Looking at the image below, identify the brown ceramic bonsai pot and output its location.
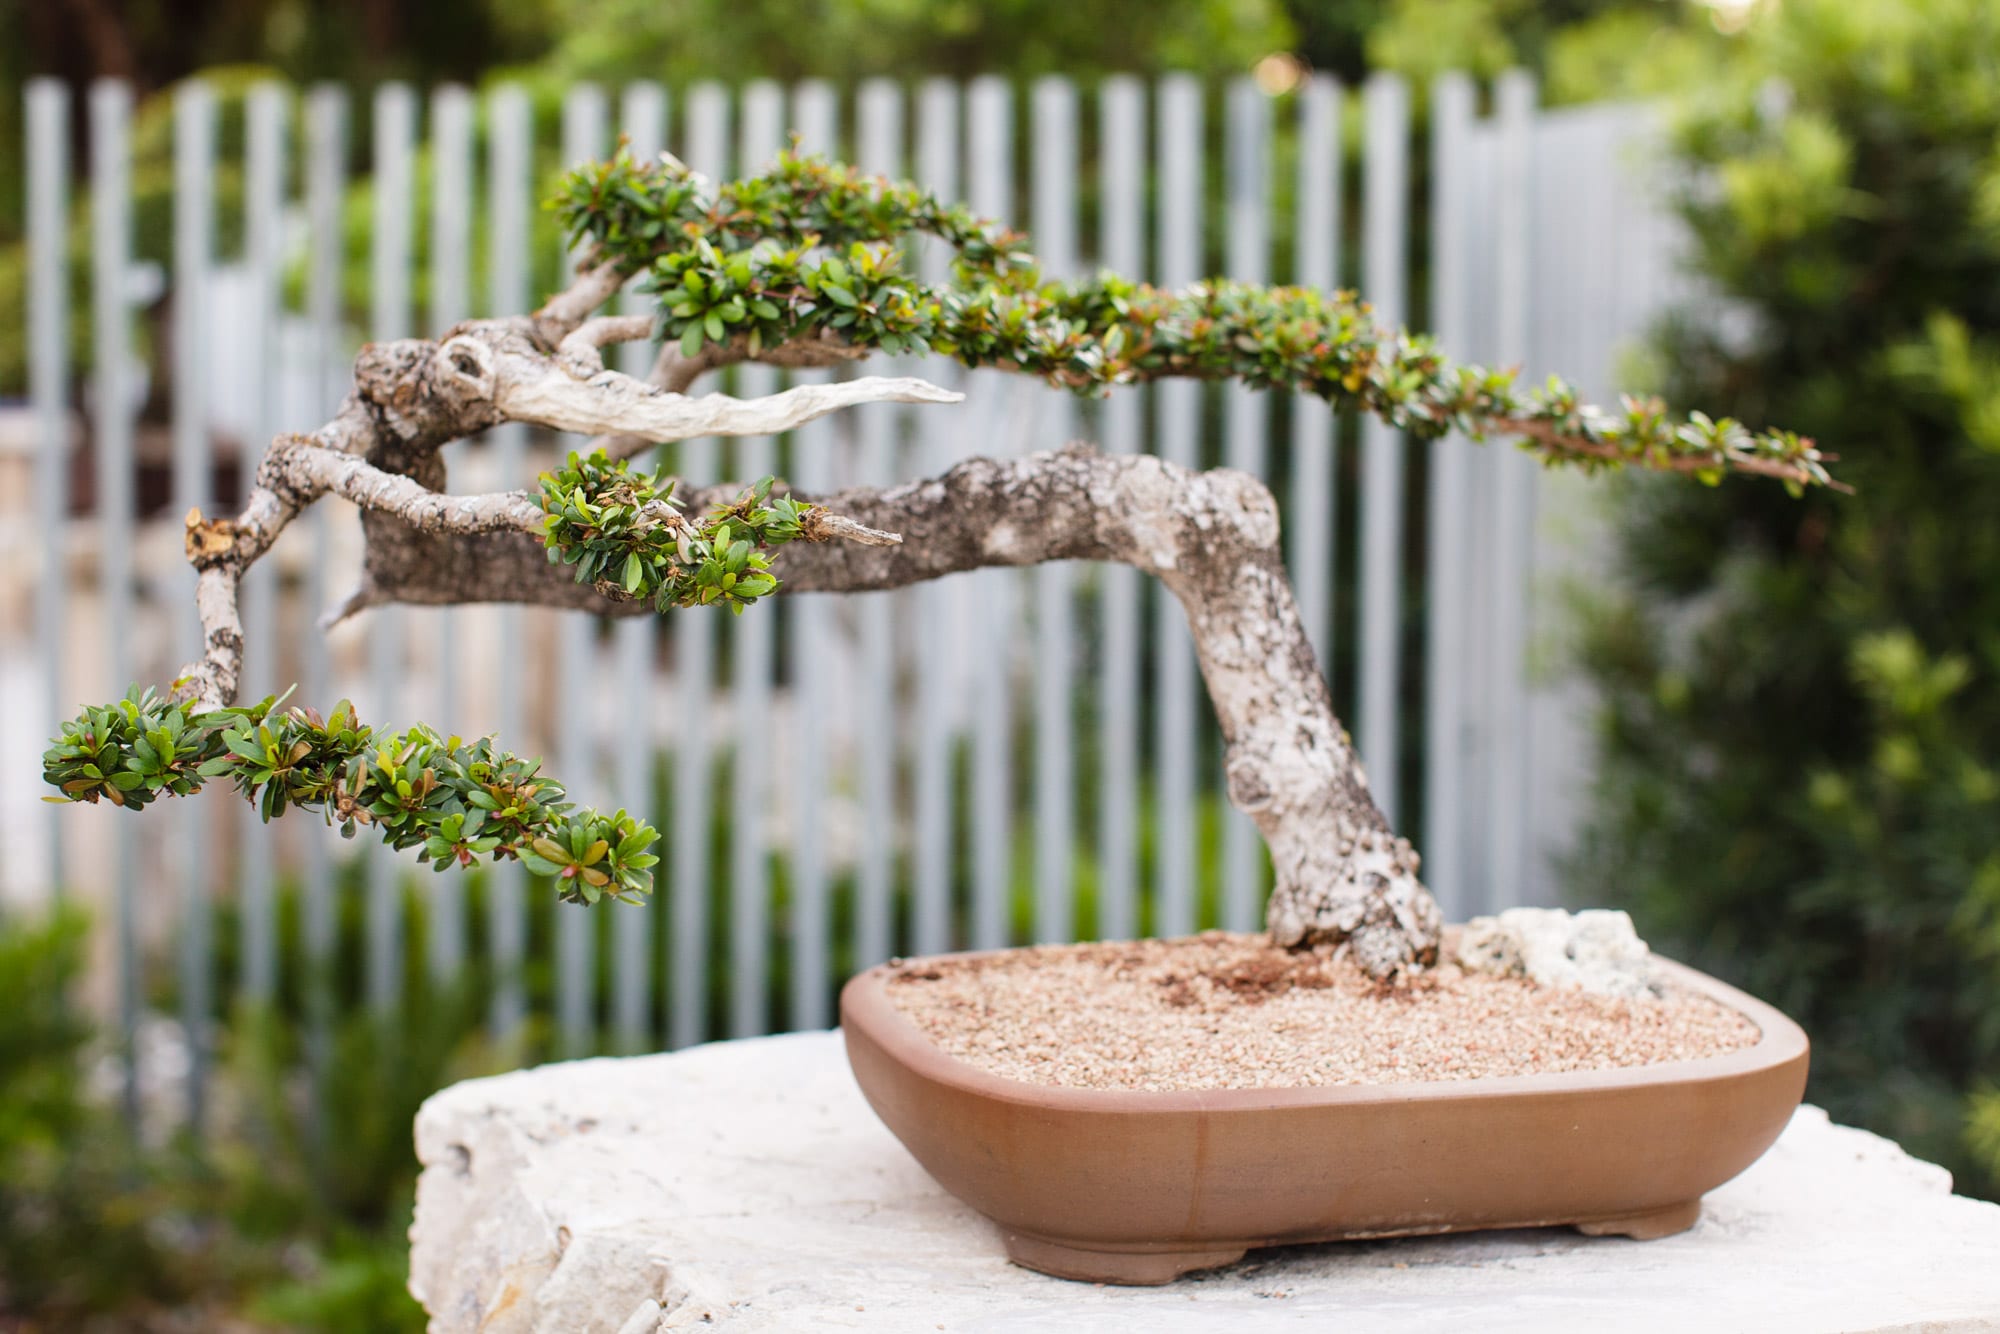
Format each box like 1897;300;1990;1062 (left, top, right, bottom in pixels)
839;943;1809;1285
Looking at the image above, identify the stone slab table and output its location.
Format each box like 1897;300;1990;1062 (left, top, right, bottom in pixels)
411;1030;2000;1333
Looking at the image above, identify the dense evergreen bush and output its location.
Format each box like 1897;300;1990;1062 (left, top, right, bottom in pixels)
1570;0;2000;1197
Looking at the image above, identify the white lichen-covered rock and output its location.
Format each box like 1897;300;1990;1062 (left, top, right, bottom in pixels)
1457;907;1662;998
409;1031;2000;1332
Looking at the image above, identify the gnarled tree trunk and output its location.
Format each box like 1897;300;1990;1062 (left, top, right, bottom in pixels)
354;439;1444;976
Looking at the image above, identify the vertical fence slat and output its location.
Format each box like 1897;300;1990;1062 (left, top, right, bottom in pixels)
239;82;285;1004
1423;72;1475;922
366;83;416;1011
301;86;345;1006
1030;76;1077;944
1483;71;1538;916
724;81;784;1039
1464;114;1502;914
1220;78;1270;933
670;82;729;1047
28;81;69;899
485;83;531;1038
967;76;1016;951
1222;80;1271;479
172;79;215;1133
298;91;344;1164
424;84;473;985
557;84;609;1054
428;89;474;335
786;79;839;1030
852;79;902;971
910;78;959;958
1357;72;1410;825
613;79;667;1051
1153;74;1202;938
90;78;140;1124
1288;76;1340;677
1094;75;1143;944
784;82;837;1023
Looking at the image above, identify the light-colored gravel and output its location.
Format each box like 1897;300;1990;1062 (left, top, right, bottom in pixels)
883;932;1760;1091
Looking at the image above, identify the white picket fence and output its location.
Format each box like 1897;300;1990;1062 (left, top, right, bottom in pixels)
5;72;1691;1117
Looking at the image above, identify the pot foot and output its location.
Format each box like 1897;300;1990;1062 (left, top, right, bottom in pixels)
1574;1198;1702;1241
1003;1232;1248;1285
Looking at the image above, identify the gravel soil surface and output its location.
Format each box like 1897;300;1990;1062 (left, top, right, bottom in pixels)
883;932;1760;1092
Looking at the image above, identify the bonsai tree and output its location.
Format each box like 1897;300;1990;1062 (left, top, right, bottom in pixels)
42;149;1835;979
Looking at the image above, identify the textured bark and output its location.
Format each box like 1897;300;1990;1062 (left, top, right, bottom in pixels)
353;446;1445;975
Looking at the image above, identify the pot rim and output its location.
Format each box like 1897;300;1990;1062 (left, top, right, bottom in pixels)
839;936;1810;1114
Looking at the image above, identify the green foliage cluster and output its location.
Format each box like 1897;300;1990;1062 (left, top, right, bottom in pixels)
539;452;812;613
42;687;659;906
555;147;1833;486
1571;0;2000;1197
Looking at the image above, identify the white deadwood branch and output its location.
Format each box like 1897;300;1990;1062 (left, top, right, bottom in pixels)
432;329;960;448
555;313;657;379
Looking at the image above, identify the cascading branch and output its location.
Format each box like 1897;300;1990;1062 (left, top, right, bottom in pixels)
557;146;1838;492
43;687;657;905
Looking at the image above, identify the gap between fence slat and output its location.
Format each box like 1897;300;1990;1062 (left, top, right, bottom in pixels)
1358;72;1410;827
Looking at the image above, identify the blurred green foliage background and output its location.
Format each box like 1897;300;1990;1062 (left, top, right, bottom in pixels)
3;0;1997;1326
1570;0;2000;1204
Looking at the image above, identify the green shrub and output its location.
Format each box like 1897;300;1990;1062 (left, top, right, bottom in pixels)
0;902;506;1330
1570;0;2000;1198
0;908;195;1322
